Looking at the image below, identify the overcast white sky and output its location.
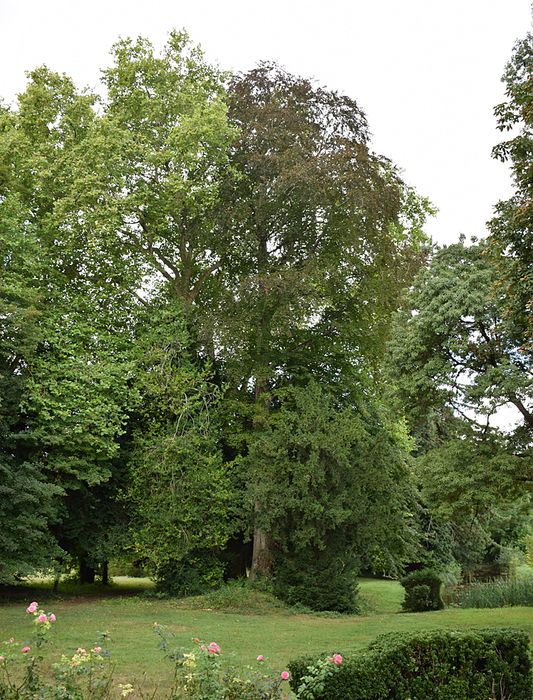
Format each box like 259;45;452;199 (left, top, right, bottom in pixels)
1;0;531;245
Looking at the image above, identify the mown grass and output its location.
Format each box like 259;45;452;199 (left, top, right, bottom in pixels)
1;576;532;696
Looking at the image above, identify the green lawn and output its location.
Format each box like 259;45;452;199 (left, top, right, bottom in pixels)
1;576;532;695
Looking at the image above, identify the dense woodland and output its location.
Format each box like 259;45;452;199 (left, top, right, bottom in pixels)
0;28;531;612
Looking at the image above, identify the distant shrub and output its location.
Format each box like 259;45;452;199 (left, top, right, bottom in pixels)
273;547;359;614
401;568;443;612
176;579;290;614
155;550;225;597
455;576;533;608
288;628;532;700
108;558;147;578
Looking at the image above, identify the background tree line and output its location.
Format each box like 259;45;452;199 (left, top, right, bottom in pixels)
0;28;530;610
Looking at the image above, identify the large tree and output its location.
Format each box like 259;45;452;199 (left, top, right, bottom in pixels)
388;240;532;576
0;67;140;581
0;160;61;582
388;240;533;445
0;32;430;593
490;29;533;350
216;64;430;576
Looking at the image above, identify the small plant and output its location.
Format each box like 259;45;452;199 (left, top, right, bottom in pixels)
296;654;343;700
51;632;113;699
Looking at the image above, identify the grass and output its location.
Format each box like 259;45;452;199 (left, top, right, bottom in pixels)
455;575;533;608
358;577;404;614
1;575;532;696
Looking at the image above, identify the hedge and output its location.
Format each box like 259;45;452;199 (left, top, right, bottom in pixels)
400;567;444;612
288;628;532;699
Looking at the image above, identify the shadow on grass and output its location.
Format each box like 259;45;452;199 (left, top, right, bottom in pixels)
0;576;155;604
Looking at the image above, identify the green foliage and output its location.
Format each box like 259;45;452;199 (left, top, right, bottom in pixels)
388;240;533;443
388;237;532;578
490;29;533;349
0;139;62;582
288;628;533;700
155;629;284;700
247;382;417;594
401;568;444;612
455;576;533;609
273;541;359;614
0;28;431;593
128;304;236;592
154;551;226;598
175;579;290;614
0;458;62;583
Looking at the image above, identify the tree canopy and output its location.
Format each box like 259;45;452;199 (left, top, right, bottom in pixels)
0;24;530;604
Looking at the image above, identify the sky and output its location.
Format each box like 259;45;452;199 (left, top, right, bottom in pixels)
1;0;531;246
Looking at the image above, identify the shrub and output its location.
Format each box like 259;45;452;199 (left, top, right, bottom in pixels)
455;576;533;608
401;568;443;611
273;546;359;613
176;579;290;615
154;549;225;597
288;628;532;700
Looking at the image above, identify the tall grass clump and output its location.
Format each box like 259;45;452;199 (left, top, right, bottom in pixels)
456;577;533;608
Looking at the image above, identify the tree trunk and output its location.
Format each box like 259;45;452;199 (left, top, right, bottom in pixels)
79;557;96;585
250;508;273;580
101;560;109;585
250;233;275;579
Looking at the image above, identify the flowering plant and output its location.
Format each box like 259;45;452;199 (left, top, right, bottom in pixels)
154;625;287;699
295;653;343;700
0;602;116;700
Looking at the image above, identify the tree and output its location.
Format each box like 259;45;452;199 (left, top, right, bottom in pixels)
0;183;62;582
490;29;533;350
388;239;532;576
0;67;140;582
388;240;533;445
0;32;430;592
245;381;417;609
217;64;430;576
127;303;236;594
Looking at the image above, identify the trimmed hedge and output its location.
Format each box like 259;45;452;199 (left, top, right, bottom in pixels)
288;628;532;699
401;567;444;612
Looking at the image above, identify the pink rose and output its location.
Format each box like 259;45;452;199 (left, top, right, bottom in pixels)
333;654;343;665
37;614;47;623
207;642;221;654
257;655;264;662
49;614;56;623
26;602;38;614
21;646;30;654
281;671;290;681
93;646;102;654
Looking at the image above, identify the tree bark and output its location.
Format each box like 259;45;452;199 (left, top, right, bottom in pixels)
79;557;96;585
101;560;109;586
249;232;275;580
250;502;273;580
